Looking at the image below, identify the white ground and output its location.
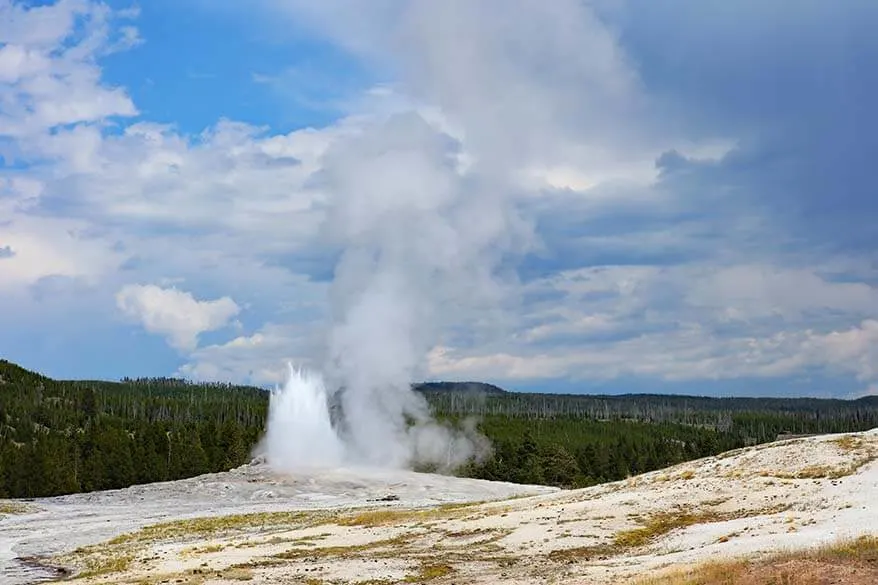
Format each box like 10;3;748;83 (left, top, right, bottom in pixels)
2;430;877;584
0;462;555;584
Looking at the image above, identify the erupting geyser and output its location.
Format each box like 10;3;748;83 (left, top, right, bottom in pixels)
263;361;491;472
264;366;344;470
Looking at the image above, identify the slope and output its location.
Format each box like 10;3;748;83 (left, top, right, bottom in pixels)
1;429;876;584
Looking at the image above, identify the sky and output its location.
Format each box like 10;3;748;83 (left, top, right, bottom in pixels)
1;0;876;398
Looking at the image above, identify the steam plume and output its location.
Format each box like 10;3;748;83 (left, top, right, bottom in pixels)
264;112;520;472
262;0;625;472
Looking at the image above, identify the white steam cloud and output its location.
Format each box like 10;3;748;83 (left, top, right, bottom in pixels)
262;0;636;473
263;112;522;472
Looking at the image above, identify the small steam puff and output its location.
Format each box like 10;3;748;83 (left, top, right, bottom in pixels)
264;364;490;472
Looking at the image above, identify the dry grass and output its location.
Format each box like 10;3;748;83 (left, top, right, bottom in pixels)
61;511;320;581
74;551;135;579
0;501;34;515
767;458;876;480
756;437;878;480
273;534;411;561
614;510;725;548
181;542;226;556
337;508;427;527
832;436;864;452
220;567;255;581
109;510;317;544
404;562;454;582
335;502;479;527
549;504;793;564
634;535;878;585
548;543;619;563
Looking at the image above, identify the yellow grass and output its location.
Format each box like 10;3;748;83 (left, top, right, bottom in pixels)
74;551;134;579
337;508;426;526
109;510;316;544
549;504;792;564
404;562;454;582
335;502;478;527
614;510;724;548
0;501;33;515
634;535;878;585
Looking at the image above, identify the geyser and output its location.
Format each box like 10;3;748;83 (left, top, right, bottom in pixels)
264;365;344;470
264;363;490;471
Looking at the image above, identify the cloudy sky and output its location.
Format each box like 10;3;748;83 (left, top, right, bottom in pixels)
1;0;876;397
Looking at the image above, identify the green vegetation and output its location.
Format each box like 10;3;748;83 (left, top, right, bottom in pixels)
0;359;265;498
3;358;878;498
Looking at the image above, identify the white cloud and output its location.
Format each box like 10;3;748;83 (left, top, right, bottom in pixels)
115;284;241;352
0;0;349;306
0;0;138;142
686;265;878;322
426;264;878;394
177;323;320;386
0;213;124;290
428;321;878;392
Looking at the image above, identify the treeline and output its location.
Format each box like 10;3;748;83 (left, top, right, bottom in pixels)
457;416;742;487
422;389;878;435
0;361;265;498
3;359;878;498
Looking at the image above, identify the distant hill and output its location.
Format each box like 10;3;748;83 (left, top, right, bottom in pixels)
414;381;507;395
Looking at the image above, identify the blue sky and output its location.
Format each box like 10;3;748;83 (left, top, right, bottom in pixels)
1;0;876;398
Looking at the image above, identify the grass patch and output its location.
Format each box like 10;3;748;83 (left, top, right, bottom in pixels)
766;457;877;480
336;502;479;527
614;510;724;548
63;510;320;580
547;543;619;563
182;542;226;556
548;504;792;563
337;509;426;527
445;527;492;538
273;535;411;561
404;562;454;582
0;501;34;515
75;552;135;579
635;535;878;585
831;436;864;452
221;567;254;581
759;438;878;480
110;511;317;544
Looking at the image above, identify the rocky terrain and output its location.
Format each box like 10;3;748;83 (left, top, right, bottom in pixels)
2;430;877;584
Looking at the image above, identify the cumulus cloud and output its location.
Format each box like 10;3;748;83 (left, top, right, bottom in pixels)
177;323;323;385
427;264;878;394
0;0;139;142
115;284;241;352
0;214;124;291
428;321;878;390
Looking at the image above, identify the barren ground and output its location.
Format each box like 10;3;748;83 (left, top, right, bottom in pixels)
2;430;877;584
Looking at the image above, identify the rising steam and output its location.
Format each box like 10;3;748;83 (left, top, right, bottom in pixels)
260;0;611;473
263;114;514;473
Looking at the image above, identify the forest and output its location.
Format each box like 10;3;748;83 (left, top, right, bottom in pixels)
3;358;878;498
